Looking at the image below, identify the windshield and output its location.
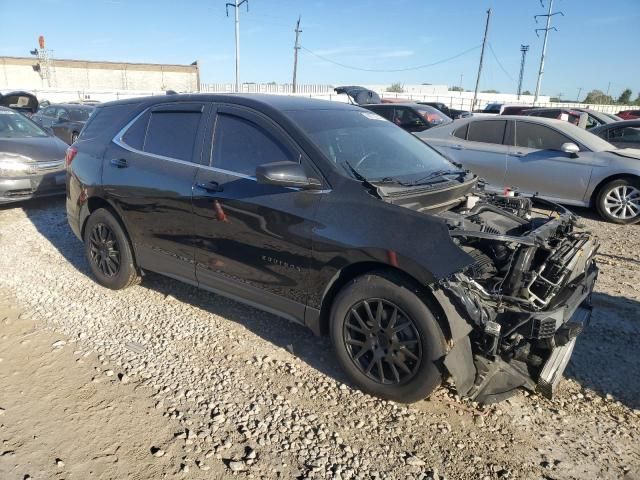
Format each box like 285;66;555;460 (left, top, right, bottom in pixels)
0;109;48;138
289;109;457;182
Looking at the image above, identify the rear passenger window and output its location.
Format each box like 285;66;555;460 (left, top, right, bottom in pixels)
367;107;393;121
144;111;201;162
122;112;149;150
515;122;573;150
453;124;468;139
467;120;506;144
212;114;294;176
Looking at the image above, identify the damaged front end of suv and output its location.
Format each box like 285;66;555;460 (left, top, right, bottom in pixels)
375;177;599;403
435;193;598;403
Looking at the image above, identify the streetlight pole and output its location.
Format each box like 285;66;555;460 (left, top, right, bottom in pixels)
226;0;249;93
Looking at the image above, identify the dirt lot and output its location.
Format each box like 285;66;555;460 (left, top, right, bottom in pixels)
0;197;639;480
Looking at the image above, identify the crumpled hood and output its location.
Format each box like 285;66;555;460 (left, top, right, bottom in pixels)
0;136;67;162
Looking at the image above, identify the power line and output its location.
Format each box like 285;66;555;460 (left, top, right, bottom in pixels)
488;42;515;82
300;44;480;73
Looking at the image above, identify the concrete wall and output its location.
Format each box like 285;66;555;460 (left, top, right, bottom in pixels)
0;56;200;93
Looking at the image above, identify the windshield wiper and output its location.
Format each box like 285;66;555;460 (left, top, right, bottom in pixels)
409;169;465;186
343;160;367;182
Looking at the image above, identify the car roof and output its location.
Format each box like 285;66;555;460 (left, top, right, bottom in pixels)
45;103;96;109
100;93;361;113
593;119;640;129
421;114;616;152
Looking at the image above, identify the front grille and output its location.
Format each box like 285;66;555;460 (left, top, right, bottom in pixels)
531;317;556;339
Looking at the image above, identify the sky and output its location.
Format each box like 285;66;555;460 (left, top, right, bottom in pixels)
0;0;638;99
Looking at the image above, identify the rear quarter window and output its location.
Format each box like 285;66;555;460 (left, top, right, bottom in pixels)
79;103;141;141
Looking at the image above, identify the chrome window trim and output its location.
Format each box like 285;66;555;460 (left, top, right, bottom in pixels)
112;107;331;193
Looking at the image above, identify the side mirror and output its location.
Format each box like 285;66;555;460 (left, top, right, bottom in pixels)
560;142;580;157
256;161;322;190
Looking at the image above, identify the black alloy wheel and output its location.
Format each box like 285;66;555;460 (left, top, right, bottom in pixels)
330;271;446;403
343;299;422;385
88;223;120;277
84;208;140;290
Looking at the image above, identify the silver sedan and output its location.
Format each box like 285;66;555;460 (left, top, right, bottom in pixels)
416;116;640;224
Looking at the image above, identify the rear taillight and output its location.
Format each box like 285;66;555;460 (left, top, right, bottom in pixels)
65;146;78;167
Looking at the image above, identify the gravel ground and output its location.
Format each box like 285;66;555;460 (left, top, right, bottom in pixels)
0;198;639;480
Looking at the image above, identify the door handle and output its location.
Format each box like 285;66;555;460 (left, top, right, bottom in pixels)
110;158;129;168
451;144;465;150
195;181;223;193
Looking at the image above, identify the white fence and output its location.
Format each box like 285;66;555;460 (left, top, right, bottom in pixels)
7;85;636;116
200;83;334;95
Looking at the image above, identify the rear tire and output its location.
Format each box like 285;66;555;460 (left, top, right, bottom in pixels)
330;271;446;403
596;178;640;224
84;208;140;290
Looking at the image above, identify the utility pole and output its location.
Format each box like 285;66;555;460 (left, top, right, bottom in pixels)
472;8;491;111
292;16;302;93
517;44;529;100
226;0;249;93
576;87;582;102
605;81;611;97
533;0;563;104
459;73;463;90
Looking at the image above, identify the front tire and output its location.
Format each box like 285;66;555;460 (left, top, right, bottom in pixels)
84;208;140;290
330;271;446;403
596;178;640;224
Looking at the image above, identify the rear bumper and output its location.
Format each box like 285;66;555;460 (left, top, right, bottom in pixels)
0;170;66;204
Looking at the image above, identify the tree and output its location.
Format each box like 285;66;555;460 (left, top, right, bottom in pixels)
386;83;404;93
481;89;499;94
617;88;633;104
583;89;614;105
522;90;532;95
448;86;464;92
635;93;640;106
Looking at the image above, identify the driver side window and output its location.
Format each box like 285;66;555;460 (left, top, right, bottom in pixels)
515;122;574;151
393;108;422;126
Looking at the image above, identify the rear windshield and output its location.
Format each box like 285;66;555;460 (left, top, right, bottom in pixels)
0;109;48;138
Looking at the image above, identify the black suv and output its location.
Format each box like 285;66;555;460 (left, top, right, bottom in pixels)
67;94;598;404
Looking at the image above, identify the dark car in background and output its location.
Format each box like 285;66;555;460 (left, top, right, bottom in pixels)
0;106;68;203
417;101;471;119
618;109;640;120
32;104;95;144
66;94;598;404
591;120;640;149
363;103;452;132
500;105;533;115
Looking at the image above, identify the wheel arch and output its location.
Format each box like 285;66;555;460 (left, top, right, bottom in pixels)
81;196;139;266
589;173;640;207
316;262;452;341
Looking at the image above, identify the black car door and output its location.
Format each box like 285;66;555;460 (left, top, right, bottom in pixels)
192;104;325;322
103;101;211;282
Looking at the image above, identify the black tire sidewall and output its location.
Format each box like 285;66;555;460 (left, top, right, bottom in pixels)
596;178;640;225
84;208;137;290
330;272;446;403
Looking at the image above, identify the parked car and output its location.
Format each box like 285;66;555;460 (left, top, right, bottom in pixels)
0;90;39;117
500;105;533;116
417;115;640;224
524;107;617;130
417;101;471;119
67;94;598;404
618;109;640;120
31;104;95;144
362;103;452;132
591;120;640;149
0;106;68;203
474;102;502;114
